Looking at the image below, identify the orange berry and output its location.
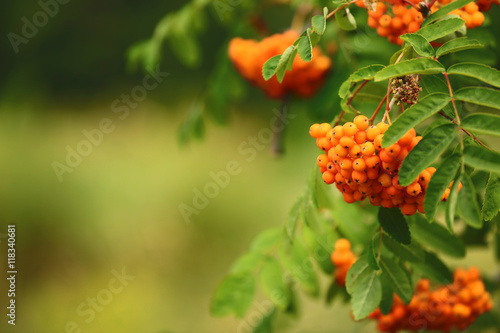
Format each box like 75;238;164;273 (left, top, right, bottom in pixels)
379;14;392;27
354;130;367;144
374;134;384;150
398;128;416;146
352;170;368;184
382;161;398;174
376;122;389;133
381;199;394;208
379;149;395;163
415;12;423;23
407;183;422;196
416;194;425;206
349;144;362;158
367;168;380;180
340;158;353;170
332;125;344;139
467;267;480;281
353;190;365;201
408;21;420;33
309;124;320;138
386;143;401;157
442;188;450;201
419;170;431;184
401;203;417;215
322;171;335;184
392;176;405;190
331;250;355;266
335;144;349;157
353;115;369;130
353;158;366;171
317;154;329;168
361;142;376;156
343;192;356;203
452;304;471;319
343;122;358;136
318;123;332;137
378;173;392;187
393;5;407;16
317;137;332;151
465;2;479;14
335;173;345;184
471;11;484;27
365;155;381;169
366;126;381;141
340;136;355;149
417;279;430;292
334;238;351;252
368;16;379;28
469;281;485;299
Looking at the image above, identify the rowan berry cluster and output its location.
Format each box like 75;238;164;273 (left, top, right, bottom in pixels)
228;31;332;99
330;238;357;286
309;116;453;215
357;0;493;45
370;268;493;332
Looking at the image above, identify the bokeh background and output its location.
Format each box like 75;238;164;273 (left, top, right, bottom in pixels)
1;1;500;332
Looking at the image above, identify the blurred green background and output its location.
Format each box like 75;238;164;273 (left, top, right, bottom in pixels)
1;1;500;332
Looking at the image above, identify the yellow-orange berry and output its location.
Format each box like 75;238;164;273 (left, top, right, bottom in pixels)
343;122;358;136
353;115;369;130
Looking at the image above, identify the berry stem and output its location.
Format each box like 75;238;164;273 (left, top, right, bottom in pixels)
438;111;490;149
377;227;383;262
369;92;390;124
272;94;290;155
326;0;362;20
347;80;370;107
334;109;346;127
443;72;465;152
402;0;420;10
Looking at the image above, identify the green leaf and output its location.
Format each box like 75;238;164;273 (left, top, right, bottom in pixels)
454;87;500;110
312;15;326;35
281;241;320;297
495;218;500;262
419;75;456;118
382;233;425;263
275;46;296;83
346;257;371;294
446;173;463;231
378;207;411;245
335;7;357;31
348;64;386;82
399;124;457;186
381;93;451;148
230;252;263;274
418;18;465;42
379;256;413;304
400;33;435;58
379;274;394;315
366;233;380;270
458;173;483;228
410;215;466;258
483;173;500;221
302;225;337;274
423;0;473;26
464;145;500;173
339;79;351;99
447;63;500;89
169;34;201;68
259;258;290;310
252;308;276;333
424;154;461;222
297;32;313;62
351;270;382;320
462;113;500;137
250;228;282;254
310;165;335;209
262;55;281;81
210;274;256;317
286;196;304;241
374;58;445;82
325;280;341;305
331;198;371;243
436;38;483;57
410;251;453;283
